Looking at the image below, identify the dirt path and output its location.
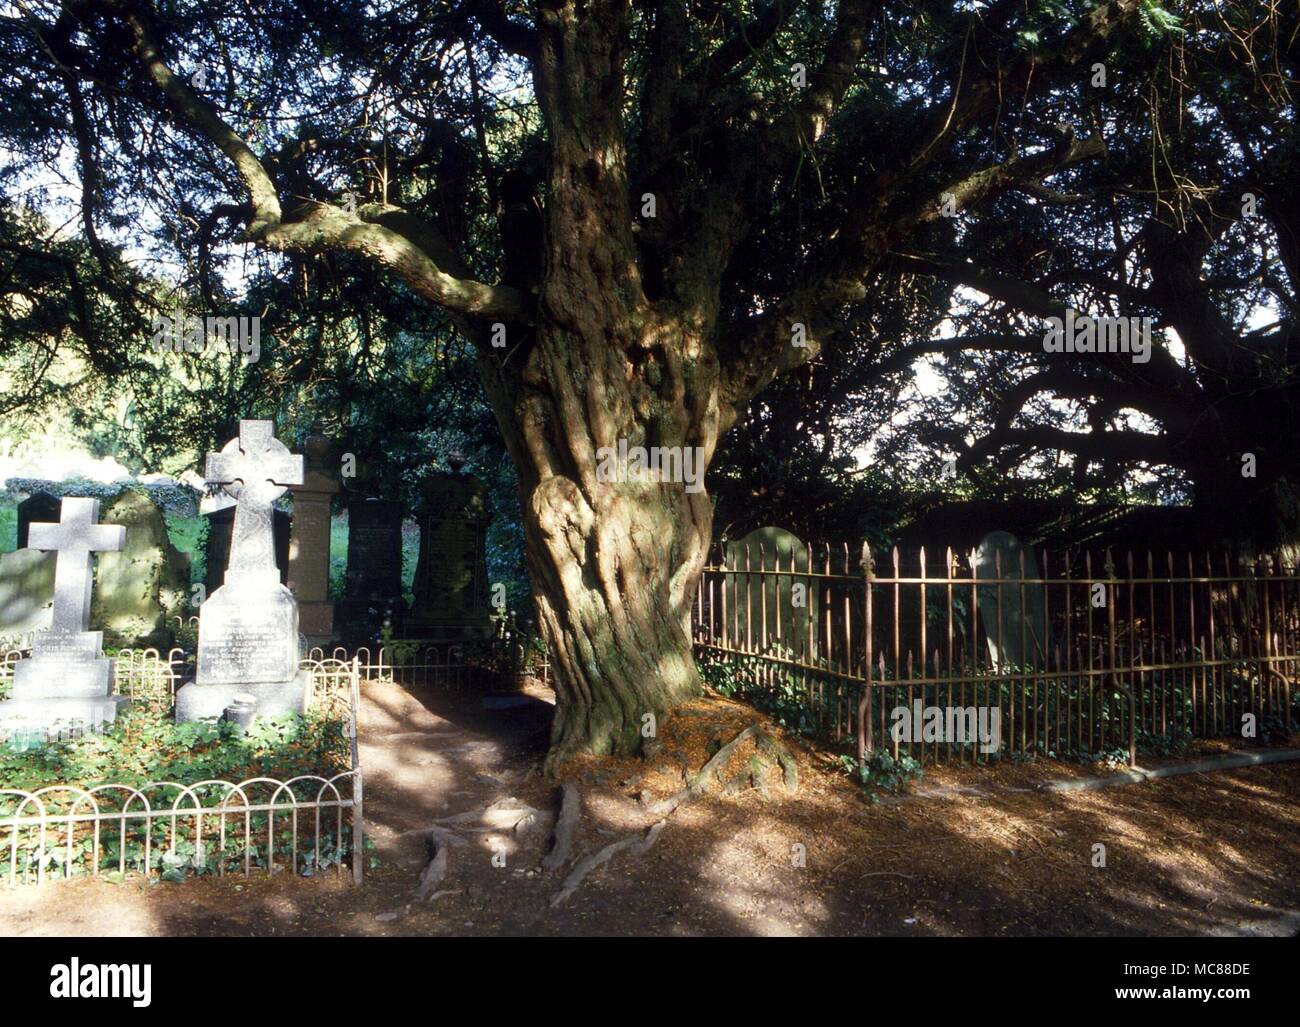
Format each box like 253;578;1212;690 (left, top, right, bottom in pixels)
1;676;1297;936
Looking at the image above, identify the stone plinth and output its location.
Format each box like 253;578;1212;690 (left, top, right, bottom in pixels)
287;430;340;643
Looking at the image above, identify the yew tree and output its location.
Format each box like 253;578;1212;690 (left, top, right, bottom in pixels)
7;0;1196;761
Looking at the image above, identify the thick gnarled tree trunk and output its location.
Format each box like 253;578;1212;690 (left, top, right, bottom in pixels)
486;1;721;763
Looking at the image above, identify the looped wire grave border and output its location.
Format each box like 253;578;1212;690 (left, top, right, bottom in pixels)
0;656;364;888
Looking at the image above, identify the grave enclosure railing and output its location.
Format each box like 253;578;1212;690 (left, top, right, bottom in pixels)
0;655;363;888
305;619;551;691
692;542;1299;767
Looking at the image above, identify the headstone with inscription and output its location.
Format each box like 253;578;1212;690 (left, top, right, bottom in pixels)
405;459;493;642
973;530;1050;671
0;498;128;735
287;429;340;642
175;420;310;722
336;497;406;642
724;526;817;660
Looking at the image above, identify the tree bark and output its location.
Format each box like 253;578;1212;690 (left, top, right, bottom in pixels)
483;0;720;765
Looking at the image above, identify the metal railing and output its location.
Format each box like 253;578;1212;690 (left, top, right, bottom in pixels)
1;656;363;887
693;540;1299;766
306;619;550;691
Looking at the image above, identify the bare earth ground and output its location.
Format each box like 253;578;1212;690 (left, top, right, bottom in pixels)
1;674;1297;937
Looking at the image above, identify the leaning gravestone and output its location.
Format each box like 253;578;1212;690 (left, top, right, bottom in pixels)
175;420;309;722
91;490;186;649
0;498;128;735
724;526;817;660
973;530;1050;671
0;548;55;642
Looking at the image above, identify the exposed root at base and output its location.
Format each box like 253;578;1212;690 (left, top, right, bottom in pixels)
542;783;581;871
415;826;468;900
549;821;666;908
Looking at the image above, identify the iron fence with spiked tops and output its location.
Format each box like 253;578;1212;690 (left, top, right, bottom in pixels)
692;540;1299;766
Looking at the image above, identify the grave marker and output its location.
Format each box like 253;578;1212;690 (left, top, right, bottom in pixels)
972;530;1050;671
405;459;494;642
175;420;310;722
337;497;406;642
0;498;128;735
287;429;340;642
723;526;817;660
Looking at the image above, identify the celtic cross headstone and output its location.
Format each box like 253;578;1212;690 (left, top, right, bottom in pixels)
175;420;311;721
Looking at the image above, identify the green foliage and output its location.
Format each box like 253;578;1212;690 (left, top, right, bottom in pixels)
164;514;208;587
0;704;349;794
4;479;197;515
699;650;819;736
836;750;924;801
0;504;15;553
1138;1;1184;38
329;513;348;601
377;625;419;666
0;702;355;881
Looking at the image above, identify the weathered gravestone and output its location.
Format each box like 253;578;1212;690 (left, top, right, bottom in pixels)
336;497;406;642
287;429;340;642
0;498;128;734
973;530;1050;671
723;526;817;660
204;503;290;593
175;420;309;722
17;492;60;548
0;548;55;642
91;490;189;649
405;460;494;642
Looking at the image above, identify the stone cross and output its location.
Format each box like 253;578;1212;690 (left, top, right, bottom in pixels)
206;420;303;587
28;498;125;634
0;497;129;735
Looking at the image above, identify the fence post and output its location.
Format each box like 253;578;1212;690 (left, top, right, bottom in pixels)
858;541;874;762
350;655;364;886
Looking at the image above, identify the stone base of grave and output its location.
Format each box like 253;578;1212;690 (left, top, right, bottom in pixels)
173;668;312;723
10;656;114;700
196;582;300;686
0;694;130;736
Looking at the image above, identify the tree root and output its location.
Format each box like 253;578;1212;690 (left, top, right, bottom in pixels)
542;783;581;872
643;722;804;815
549;820;665;909
542;725;799;910
434;797;545;835
415;826;467;900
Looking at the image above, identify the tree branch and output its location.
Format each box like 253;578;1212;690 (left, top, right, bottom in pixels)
112;0;531;323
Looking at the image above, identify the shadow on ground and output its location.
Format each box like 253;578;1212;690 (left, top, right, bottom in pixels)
1;676;1297;937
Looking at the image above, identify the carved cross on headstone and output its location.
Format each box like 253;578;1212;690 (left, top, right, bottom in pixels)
28;497;125;635
205;420;302;588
